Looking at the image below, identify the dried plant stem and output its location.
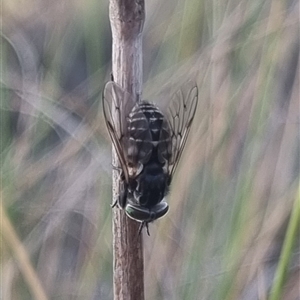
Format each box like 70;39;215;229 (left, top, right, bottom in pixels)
0;200;48;300
108;1;145;299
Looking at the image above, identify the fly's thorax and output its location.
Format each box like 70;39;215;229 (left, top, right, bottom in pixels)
132;163;170;208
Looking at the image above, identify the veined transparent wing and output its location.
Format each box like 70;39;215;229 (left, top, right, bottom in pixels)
102;81;135;182
167;82;198;178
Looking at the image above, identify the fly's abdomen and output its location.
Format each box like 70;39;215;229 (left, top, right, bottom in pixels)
127;101;172;165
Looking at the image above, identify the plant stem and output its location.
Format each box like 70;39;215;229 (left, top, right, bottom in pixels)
108;1;145;299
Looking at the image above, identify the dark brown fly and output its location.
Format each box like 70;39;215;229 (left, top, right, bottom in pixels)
103;81;198;234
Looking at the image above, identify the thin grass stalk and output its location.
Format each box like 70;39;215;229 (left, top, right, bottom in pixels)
268;188;300;300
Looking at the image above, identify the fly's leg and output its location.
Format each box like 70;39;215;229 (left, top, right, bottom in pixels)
118;180;127;208
112;163;122;172
111;163;127;209
111;181;127;209
138;221;150;236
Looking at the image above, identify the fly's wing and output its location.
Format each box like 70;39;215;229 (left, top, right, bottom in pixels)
167;82;198;178
102;81;135;183
157;117;172;164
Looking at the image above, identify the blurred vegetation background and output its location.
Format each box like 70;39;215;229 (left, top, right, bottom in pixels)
1;0;299;299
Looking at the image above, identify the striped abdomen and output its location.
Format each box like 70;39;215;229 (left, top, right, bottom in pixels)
126;101;172;168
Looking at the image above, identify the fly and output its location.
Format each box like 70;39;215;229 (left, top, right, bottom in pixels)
103;81;198;235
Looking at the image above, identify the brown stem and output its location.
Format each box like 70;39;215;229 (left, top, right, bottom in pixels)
108;1;145;299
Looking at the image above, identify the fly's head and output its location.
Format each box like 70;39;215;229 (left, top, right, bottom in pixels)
125;201;169;235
